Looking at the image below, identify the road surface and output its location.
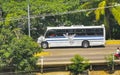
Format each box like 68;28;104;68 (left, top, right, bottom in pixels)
37;45;120;66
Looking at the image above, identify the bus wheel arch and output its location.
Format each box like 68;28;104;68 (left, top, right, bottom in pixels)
82;40;89;48
41;42;48;49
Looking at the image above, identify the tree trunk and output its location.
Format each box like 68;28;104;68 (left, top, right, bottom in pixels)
104;8;112;39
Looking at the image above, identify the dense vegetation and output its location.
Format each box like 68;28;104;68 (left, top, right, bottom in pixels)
0;0;120;39
0;0;120;72
68;55;89;75
0;27;42;72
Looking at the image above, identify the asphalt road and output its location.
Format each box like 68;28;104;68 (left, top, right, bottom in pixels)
37;45;120;66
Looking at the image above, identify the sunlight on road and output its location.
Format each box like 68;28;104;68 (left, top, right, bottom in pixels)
34;52;51;57
106;40;120;45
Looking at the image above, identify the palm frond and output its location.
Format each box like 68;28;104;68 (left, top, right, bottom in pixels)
94;1;106;21
111;6;120;25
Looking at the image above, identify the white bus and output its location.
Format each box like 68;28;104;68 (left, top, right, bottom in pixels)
38;25;105;48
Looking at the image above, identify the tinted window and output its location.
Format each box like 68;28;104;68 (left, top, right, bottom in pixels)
45;28;103;38
56;29;65;36
45;29;56;38
95;28;103;35
76;29;86;36
67;29;75;35
86;29;95;35
56;29;75;36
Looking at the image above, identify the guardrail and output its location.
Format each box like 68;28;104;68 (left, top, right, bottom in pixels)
36;54;120;73
36;60;120;66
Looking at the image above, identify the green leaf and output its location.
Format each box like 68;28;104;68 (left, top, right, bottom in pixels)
3;52;10;58
111;6;120;25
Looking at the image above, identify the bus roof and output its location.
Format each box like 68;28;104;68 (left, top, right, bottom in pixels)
47;24;104;30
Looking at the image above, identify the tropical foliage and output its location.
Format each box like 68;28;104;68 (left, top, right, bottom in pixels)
1;0;119;40
68;54;89;75
94;0;120;39
0;27;42;72
105;54;115;71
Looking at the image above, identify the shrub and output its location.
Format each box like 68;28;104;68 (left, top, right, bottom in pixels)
105;54;115;71
68;54;89;75
0;28;42;72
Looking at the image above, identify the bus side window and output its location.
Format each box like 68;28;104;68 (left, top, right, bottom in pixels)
49;34;55;37
86;29;95;36
45;30;56;38
76;29;86;36
95;28;103;35
56;29;65;37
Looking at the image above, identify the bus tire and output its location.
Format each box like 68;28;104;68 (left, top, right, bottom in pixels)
82;40;89;48
41;42;48;49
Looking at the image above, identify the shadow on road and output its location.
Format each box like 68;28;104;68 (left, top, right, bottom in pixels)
47;46;105;49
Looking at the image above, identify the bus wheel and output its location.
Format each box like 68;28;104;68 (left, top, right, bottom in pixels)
82;41;89;48
41;42;48;49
